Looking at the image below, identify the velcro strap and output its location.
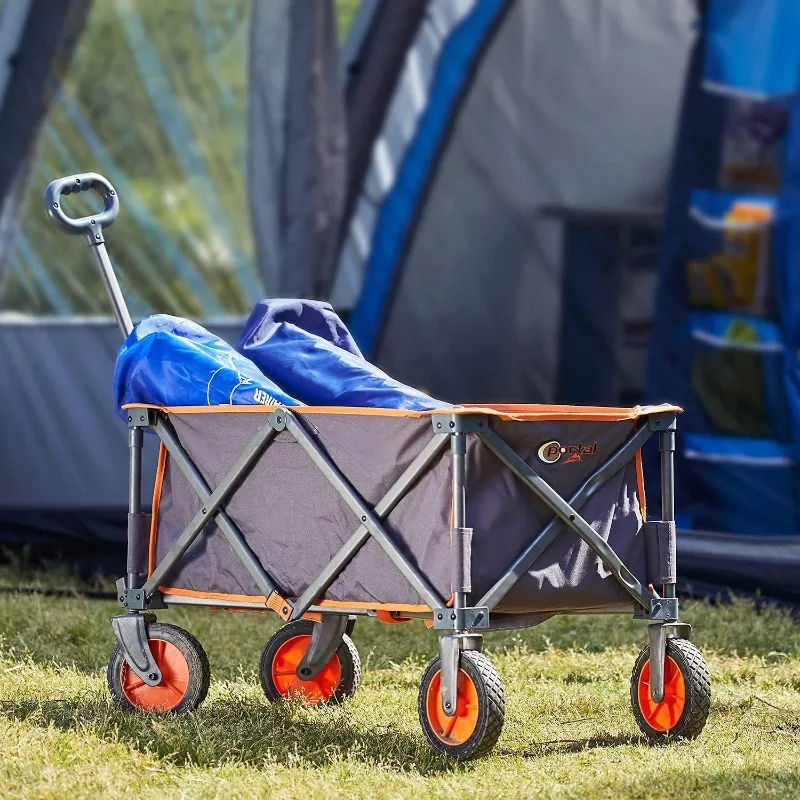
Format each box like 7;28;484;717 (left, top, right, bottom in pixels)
644;520;676;585
126;512;151;574
451;527;473;594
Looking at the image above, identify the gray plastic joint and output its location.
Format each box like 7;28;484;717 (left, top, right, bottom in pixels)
127;408;157;428
431;414;489;434
648;412;677;433
121;586;149;610
268;409;288;431
649;596;679;621
432;606;490;630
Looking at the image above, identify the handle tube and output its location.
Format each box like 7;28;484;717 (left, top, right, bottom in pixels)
92;242;133;338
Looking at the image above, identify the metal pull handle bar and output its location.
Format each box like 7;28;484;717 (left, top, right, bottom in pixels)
44;173;133;338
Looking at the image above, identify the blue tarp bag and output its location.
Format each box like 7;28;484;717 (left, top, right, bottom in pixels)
243;298;364;358
114;314;298;418
237;299;449;410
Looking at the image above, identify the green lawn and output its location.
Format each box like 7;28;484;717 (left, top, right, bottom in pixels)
0;566;798;799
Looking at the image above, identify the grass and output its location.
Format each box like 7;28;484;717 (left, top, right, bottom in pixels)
0;566;798;799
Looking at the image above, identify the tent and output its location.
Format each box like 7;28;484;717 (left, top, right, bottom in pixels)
0;0;256;566
0;0;797;601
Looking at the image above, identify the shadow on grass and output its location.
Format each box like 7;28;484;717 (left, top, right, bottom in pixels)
499;732;642;758
1;694;450;774
0;693;641;773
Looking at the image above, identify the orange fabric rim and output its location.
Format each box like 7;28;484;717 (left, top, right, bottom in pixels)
271;634;341;704
125;401;680;423
147;443;168;574
155;586;436;615
425;667;480;745
121;638;190;712
634;447;647;522
637;655;686;731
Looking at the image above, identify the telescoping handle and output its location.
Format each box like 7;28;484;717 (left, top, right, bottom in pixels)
44;173;133;339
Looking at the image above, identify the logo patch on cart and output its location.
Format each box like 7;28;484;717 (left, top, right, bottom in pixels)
537;441;597;464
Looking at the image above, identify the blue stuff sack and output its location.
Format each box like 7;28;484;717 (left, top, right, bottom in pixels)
237;298;449;410
114;314;298;418
245;298;364;357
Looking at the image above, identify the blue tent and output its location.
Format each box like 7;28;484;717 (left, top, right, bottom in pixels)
1;0;799;599
646;0;800;600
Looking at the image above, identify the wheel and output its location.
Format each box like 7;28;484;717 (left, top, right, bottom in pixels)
418;650;505;760
259;619;361;705
630;637;710;741
107;622;210;713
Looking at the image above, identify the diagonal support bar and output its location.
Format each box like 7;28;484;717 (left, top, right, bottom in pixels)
478;423;653;610
143;418;279;601
291;433;449;619
282;410;446;612
478;427;652;610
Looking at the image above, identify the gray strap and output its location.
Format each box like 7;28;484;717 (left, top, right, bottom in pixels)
644;520;676;584
451;527;473;593
126;512;151;574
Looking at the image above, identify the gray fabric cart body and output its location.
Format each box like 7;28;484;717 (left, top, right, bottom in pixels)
130;402;680;627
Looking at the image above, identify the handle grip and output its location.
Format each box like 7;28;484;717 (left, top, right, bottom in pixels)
45;172;119;237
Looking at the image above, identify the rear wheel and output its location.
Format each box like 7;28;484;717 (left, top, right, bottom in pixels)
107;623;210;714
259;619;361;705
630;638;710;741
418;650;505;760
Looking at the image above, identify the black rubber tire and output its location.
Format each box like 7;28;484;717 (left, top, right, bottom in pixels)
418;650;505;760
630;637;711;741
259;619;361;705
107;622;210;714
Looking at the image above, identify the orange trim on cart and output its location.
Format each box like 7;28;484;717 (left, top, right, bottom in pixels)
376;610;412;624
156;586;434;614
308;598;434;614
147;443;168;575
635;448;647;522
123;402;681;423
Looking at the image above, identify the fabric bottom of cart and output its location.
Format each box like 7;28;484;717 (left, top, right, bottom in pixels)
140;404;671;620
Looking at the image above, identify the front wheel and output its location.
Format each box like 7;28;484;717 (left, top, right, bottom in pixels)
418;650;505;760
630;637;711;741
107;623;210;714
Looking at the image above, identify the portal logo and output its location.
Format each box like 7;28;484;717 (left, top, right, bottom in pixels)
537;440;597;465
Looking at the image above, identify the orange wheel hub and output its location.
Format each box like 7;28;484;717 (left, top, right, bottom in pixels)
425;667;480;745
637;655;686;731
121;638;190;712
271;634;341;705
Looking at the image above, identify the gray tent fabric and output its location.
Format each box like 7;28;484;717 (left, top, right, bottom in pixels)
247;0;290;295
0;0;92;289
248;0;346;298
339;0;695;403
678;531;800;603
0;317;244;555
152;410;646;615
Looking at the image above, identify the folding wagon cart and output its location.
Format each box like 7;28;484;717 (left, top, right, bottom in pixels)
45;174;711;759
